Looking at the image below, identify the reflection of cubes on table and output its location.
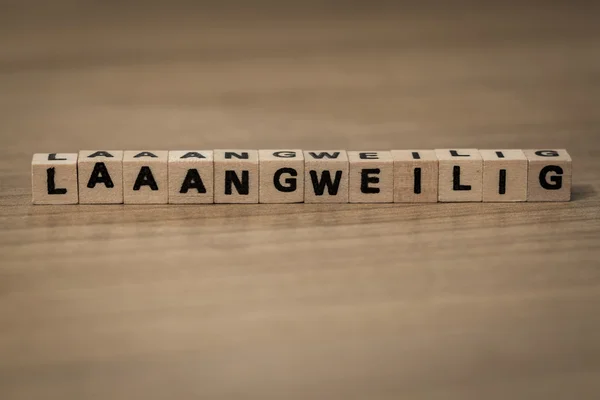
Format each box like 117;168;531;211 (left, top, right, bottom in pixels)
31;153;79;204
123;151;168;204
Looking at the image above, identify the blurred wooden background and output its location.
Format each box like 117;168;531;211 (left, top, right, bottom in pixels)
1;1;599;399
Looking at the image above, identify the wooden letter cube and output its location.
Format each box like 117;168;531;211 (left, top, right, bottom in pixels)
168;151;214;204
435;149;483;202
123;151;168;204
303;150;349;203
523;149;572;202
259;150;304;203
348;151;393;203
391;150;438;203
31;153;79;204
78;150;124;204
214;150;259;203
480;149;527;202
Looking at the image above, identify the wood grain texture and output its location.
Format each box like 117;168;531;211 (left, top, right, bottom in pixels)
1;1;600;399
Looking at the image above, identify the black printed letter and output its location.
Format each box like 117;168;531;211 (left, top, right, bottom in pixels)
361;169;380;193
273;168;297;192
450;150;469;157
133;166;159;190
225;152;248;159
539;165;563;190
309;170;343;195
453;166;471;191
88;151;114;158
46;168;67;195
359;152;378;160
414;168;422;194
308;152;340;159
48;153;66;161
535;150;559;157
499;169;506;194
180;169;206;193
87;162;114;189
273;151;296;158
180;152;206;159
134;152;157;158
225;171;249;195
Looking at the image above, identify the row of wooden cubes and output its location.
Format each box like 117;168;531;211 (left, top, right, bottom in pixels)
31;149;572;204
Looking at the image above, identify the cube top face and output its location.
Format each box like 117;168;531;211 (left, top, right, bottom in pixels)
123;151;168;162
214;150;258;163
391;150;438;162
303;150;349;163
168;150;213;162
79;150;124;161
479;149;526;161
435;149;482;161
347;151;393;163
522;149;571;162
259;149;304;161
32;153;77;165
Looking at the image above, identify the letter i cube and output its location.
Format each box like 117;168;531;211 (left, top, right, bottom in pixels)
480;150;527;202
391;150;438;203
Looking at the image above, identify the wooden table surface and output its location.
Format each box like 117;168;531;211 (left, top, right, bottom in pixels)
1;2;600;399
